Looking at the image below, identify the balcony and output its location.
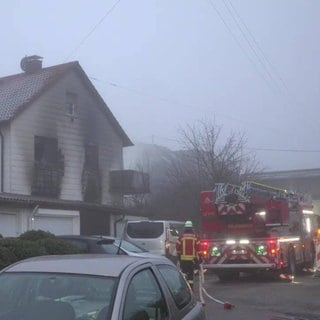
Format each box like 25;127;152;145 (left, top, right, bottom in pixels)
109;170;149;195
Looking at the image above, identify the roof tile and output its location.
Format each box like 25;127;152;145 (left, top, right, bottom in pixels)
0;62;76;121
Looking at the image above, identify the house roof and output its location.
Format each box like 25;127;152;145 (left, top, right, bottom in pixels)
256;168;320;180
0;61;133;146
0;192;127;214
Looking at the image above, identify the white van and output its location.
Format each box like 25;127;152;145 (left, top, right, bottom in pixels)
124;220;185;262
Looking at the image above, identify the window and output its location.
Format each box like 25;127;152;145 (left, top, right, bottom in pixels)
123;269;168;320
84;144;99;170
34;136;58;164
169;223;184;237
126;222;164;239
66;92;77;116
157;265;191;310
32;136;63;197
0;273;117;320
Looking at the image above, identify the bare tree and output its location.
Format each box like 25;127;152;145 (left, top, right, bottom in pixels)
166;119;260;222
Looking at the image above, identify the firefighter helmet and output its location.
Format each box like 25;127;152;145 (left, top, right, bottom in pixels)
185;220;193;228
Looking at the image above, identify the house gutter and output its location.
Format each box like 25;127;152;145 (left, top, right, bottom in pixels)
28;205;39;230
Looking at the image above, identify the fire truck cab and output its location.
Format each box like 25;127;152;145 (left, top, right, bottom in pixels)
200;181;318;280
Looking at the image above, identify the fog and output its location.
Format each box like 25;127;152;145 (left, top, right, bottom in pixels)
1;0;319;171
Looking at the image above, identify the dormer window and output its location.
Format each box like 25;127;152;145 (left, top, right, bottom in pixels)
66;92;77;117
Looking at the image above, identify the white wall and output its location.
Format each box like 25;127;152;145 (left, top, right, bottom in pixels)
8;70;124;205
32;208;80;235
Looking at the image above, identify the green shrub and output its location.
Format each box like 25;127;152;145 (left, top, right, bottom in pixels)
19;230;55;241
0;231;82;270
38;238;82;255
11;240;47;260
0;246;17;270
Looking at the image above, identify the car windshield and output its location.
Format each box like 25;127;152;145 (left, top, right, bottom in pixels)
0;272;117;320
114;239;147;253
100;239;147;254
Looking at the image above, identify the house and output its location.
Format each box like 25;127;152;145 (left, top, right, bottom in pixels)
0;55;147;237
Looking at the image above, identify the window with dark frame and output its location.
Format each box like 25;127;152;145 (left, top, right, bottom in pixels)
34;136;58;163
84;144;99;170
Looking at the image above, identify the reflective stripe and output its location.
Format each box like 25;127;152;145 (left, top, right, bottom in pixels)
278;237;300;243
177;233;201;260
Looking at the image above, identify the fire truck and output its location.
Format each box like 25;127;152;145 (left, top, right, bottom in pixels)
199;181;318;280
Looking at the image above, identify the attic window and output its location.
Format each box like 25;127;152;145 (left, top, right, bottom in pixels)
66;92;77;116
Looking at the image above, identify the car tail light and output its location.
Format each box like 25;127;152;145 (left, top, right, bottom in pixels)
268;240;277;256
200;241;209;256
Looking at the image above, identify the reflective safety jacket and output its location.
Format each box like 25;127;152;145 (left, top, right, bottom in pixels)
176;232;201;261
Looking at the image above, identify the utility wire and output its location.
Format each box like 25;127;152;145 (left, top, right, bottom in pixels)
222;0;316;132
221;0;284;93
207;0;279;93
247;147;320;153
90;75;286;135
64;0;121;62
146;135;320;154
225;0;290;92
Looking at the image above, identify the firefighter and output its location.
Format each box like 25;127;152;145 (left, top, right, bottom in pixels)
176;220;201;290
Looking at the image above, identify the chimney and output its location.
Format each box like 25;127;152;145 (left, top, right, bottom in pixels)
20;55;43;73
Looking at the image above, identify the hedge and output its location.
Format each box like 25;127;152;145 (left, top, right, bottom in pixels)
0;230;82;270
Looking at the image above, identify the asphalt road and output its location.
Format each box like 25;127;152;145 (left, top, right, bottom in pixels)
195;272;320;320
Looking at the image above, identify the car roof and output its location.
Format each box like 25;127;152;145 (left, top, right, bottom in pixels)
127;220;184;224
3;254;170;277
57;235;115;240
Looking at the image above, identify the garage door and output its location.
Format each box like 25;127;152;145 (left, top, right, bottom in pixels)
34;216;74;235
0;213;18;237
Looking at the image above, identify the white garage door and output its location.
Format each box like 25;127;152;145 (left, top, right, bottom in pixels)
0;213;18;237
34;216;74;235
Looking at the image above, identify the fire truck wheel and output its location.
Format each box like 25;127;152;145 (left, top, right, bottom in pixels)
217;271;240;282
288;248;296;275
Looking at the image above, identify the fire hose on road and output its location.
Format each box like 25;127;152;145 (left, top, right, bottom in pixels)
197;263;235;310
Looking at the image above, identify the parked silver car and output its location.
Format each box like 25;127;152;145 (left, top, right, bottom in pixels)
0;255;206;320
57;235;155;257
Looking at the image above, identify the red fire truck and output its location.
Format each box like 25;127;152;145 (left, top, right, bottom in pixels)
200;181;318;280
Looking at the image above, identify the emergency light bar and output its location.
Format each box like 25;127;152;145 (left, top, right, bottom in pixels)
302;210;314;214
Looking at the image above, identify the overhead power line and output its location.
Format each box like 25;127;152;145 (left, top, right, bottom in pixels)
90;75;286;135
207;0;286;95
64;0;121;62
225;0;289;92
221;0;284;93
248;147;320;153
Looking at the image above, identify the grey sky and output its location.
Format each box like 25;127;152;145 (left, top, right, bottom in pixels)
1;0;319;170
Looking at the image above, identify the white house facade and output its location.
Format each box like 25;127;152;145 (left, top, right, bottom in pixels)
0;56;134;236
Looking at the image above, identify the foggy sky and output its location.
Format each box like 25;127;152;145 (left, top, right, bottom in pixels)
1;0;320;171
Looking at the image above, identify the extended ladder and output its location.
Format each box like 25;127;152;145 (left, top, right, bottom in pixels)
214;181;301;204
